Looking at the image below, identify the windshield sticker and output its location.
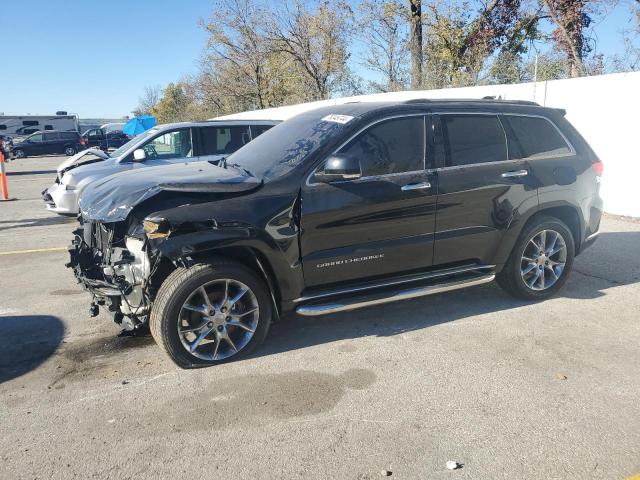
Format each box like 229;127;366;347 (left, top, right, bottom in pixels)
322;114;354;125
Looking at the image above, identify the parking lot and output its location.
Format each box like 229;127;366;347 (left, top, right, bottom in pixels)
1;155;639;479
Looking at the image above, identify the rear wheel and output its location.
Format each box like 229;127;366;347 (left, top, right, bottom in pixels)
497;215;575;300
64;146;76;156
150;260;272;368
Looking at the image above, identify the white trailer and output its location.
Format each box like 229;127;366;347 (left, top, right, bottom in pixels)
0;115;79;137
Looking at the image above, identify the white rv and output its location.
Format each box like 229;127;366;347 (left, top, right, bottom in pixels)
0;115;79;138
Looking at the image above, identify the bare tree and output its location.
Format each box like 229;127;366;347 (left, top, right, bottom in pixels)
359;0;409;92
542;0;593;77
612;0;640;71
133;85;161;116
409;0;423;88
267;0;354;100
201;0;289;111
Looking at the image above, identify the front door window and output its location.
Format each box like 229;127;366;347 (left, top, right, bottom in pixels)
143;129;193;160
337;117;425;176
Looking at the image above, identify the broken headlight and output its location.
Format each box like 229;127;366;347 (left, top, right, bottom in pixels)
143;217;171;240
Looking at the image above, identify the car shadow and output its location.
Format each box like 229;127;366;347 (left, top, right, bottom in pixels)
0;315;65;384
252;230;640;360
0;216;75;231
6;170;57;176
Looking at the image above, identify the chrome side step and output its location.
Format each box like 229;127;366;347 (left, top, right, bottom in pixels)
296;273;495;317
294;264;495;304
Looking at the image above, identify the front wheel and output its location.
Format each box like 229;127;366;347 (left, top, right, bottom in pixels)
497;215;575;300
13;149;25;159
150;260;272;368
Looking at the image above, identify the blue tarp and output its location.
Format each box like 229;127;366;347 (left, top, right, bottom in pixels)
122;115;157;136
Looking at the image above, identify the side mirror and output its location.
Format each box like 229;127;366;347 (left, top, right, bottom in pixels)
133;148;146;161
315;154;362;182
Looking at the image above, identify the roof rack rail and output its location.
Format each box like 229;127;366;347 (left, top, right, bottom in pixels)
404;98;431;104
403;97;540;106
479;96;540;106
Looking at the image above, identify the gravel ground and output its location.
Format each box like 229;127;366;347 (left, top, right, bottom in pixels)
1;155;639;480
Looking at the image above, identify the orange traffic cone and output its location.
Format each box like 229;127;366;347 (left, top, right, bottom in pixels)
0;150;13;201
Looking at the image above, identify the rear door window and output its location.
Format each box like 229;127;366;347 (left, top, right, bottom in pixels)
43;132;59;141
505;115;572;159
441;114;507;166
199;126;251;155
337;116;425;177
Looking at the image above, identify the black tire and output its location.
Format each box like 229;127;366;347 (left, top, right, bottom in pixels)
496;215;575;300
150;260;272;368
64;146;76;156
13;149;25;159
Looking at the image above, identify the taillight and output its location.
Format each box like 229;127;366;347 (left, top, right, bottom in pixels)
592;160;604;178
79;137;86;145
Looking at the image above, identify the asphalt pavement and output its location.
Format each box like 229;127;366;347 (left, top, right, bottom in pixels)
1;155;639;479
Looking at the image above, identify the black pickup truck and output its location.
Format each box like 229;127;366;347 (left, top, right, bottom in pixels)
68;99;603;368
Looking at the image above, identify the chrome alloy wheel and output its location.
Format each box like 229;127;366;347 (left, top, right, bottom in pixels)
520;229;567;291
177;279;259;361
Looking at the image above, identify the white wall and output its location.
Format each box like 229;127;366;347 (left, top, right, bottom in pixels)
219;72;640;217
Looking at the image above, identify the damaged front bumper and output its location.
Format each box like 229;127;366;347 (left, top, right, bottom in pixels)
43;181;80;216
67;222;152;328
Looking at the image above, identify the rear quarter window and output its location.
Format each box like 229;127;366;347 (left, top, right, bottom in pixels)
505;115;572;159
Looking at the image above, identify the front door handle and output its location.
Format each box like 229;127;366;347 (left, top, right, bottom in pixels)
401;181;432;191
501;169;529;178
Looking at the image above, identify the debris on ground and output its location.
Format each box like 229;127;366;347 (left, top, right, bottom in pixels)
380;469;392;476
446;461;462;470
556;373;568;380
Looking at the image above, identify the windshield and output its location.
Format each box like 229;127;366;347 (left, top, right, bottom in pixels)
225;112;347;180
110;128;159;158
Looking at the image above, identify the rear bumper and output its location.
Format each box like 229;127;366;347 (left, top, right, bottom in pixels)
43;182;78;215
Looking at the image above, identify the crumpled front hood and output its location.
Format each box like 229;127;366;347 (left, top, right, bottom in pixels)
57;148;110;174
79;161;262;223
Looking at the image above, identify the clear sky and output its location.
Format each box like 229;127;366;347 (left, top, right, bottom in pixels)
0;0;635;119
0;0;211;118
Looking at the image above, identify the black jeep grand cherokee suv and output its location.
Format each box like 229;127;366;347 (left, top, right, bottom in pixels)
68;99;603;368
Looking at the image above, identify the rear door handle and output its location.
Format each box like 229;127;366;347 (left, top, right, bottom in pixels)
401;181;432;191
501;169;529;178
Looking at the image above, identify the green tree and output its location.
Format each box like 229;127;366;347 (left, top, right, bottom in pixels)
150;83;191;124
421;1;542;88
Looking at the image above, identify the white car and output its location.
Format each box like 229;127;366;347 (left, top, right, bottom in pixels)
42;120;279;215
